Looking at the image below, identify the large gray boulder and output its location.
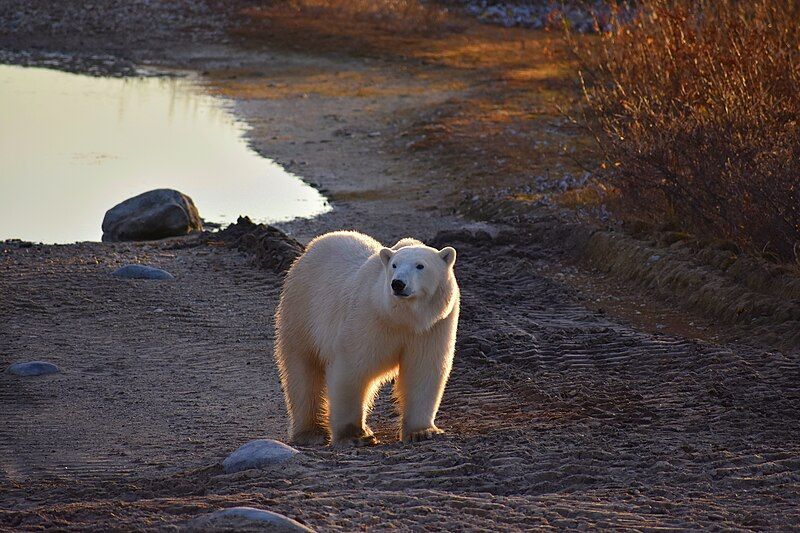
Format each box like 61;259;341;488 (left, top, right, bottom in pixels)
102;189;202;242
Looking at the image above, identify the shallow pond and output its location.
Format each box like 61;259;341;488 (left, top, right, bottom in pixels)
0;65;329;244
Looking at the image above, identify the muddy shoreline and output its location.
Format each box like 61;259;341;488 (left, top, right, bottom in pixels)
2;1;800;530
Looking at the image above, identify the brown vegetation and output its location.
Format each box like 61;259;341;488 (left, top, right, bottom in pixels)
574;0;800;262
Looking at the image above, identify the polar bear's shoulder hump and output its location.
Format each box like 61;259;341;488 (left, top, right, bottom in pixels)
391;237;424;250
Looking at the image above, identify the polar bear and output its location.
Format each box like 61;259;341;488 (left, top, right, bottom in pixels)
274;231;459;446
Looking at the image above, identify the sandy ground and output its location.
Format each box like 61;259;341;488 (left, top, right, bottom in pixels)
2;1;800;531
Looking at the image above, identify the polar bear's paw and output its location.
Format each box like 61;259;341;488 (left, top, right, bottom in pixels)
290;427;330;446
345;434;379;448
403;426;444;444
333;424;379;447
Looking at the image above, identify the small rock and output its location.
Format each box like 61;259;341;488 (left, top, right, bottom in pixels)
191;507;313;532
461;222;501;240
222;439;299;473
650;460;673;471
111;265;174;280
648;254;661;263
8;361;60;376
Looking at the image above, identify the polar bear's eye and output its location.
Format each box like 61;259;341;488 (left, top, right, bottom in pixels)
416;264;424;270
392;263;397;269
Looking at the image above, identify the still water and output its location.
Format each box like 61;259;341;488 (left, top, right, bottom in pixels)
0;65;329;243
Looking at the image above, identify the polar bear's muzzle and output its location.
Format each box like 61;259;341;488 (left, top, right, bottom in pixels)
391;278;410;297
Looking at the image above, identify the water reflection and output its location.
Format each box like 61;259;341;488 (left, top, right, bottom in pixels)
0;65;329;243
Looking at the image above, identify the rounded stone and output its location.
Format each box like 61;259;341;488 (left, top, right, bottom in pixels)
111;264;174;280
102;188;202;242
8;361;60;376
222;439;299;474
193;507;313;532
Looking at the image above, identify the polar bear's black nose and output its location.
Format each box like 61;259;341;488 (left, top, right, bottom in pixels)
391;279;406;293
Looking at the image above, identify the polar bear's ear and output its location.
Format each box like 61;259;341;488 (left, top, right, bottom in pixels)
379;248;395;266
438;247;457;268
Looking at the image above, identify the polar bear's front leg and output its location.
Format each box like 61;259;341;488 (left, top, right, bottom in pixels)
327;360;379;447
397;312;457;444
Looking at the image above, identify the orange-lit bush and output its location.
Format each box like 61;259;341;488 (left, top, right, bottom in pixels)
575;0;800;261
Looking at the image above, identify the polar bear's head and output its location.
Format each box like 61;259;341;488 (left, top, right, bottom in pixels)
379;243;457;301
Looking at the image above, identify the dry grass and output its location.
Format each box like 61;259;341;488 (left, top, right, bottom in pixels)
573;0;800;262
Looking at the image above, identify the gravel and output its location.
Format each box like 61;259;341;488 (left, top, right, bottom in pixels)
458;1;636;33
0;0;230;75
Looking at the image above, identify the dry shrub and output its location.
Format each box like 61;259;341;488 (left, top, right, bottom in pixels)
241;0;450;36
574;0;800;262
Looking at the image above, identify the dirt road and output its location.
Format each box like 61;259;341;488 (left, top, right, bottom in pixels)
3;221;799;530
2;1;799;530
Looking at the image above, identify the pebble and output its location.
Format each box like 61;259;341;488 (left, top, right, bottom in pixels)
111;264;174;280
222;439;299;473
192;507;313;532
461;222;501;240
8;361;60;376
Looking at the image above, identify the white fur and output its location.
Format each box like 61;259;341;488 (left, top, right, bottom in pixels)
274;231;459;445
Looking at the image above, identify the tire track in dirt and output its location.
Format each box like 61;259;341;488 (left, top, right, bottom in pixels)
0;242;287;484
4;232;798;530
234;232;799;528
